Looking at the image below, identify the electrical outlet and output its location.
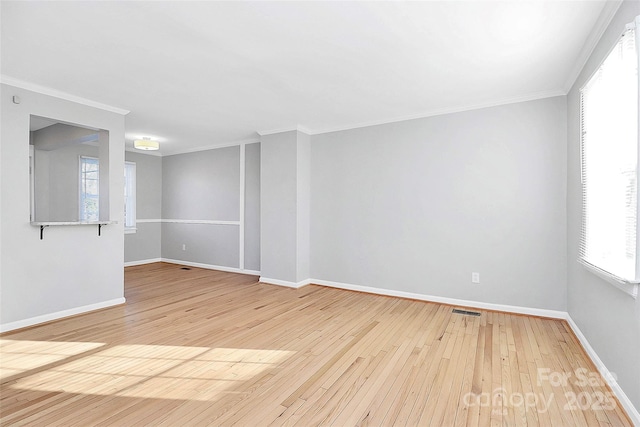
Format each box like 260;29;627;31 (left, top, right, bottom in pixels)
471;272;480;284
182;244;186;251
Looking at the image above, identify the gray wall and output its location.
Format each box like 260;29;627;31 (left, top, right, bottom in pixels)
566;0;640;411
124;143;260;270
163;146;240;221
244;143;261;271
124;151;162;263
296;132;311;281
162;146;240;267
310;96;568;311
161;223;239;267
158;144;260;271
261;131;300;282
1;83;126;329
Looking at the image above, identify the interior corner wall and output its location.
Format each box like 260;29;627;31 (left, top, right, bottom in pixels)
124;151;162;263
0;83;126;329
296;131;311;281
310;96;568;311
260;131;299;283
124;142;260;271
161;146;241;268
244;142;261;272
566;0;640;412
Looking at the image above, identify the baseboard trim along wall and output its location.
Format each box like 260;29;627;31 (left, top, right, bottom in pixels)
260;276;638;422
124;258;162;267
259;277;312;288
566;316;640;426
315;278;639;423
123;258;260;276
309;278;567;319
161;258;260;276
0;297;126;334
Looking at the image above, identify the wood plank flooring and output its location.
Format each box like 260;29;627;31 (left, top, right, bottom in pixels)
0;262;632;426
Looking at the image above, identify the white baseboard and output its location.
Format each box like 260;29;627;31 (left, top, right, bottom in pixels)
259;277;312;289
124;258;261;276
566;316;640;426
0;297;126;333
3;263;637;423
161;258;260;276
310;278;567;319
308;277;638;423
124;258;162;267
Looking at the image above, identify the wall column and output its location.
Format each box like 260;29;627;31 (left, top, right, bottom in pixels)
260;130;310;286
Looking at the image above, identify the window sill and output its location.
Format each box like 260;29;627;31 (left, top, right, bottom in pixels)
124;228;137;234
579;259;639;299
31;220;116;226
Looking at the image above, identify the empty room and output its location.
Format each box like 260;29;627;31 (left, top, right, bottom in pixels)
1;0;639;425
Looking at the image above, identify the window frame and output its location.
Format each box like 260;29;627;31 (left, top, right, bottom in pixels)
578;17;640;298
124;161;137;234
79;155;100;222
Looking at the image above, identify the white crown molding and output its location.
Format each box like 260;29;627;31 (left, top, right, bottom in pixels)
257;126;297;137
138;87;562;158
257;125;312;137
255;89;566;140
296;125;313;135
566;315;640;426
0;297;126;333
1;75;130;115
304;89;567;136
178;90;565;150
163;89;564;149
562;0;623;93
257;89;567;140
160;138;260;157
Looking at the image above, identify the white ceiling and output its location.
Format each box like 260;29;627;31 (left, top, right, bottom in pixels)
1;1;619;155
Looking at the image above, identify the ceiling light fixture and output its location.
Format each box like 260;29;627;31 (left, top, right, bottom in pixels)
134;137;159;151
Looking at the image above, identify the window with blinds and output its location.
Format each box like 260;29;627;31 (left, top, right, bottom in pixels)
580;19;639;295
124;161;136;231
79;156;99;222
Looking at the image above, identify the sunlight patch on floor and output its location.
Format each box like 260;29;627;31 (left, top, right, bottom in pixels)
0;339;105;380
5;342;294;402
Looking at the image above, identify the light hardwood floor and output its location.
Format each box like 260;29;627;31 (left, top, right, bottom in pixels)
0;262;632;426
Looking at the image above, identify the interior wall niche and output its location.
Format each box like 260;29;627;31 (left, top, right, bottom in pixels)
29;115;110;223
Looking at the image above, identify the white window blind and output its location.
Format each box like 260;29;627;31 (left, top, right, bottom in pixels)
580;19;639;291
124;161;137;230
79;156;99;222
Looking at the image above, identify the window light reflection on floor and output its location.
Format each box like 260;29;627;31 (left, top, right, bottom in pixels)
1;340;294;402
0;339;106;380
